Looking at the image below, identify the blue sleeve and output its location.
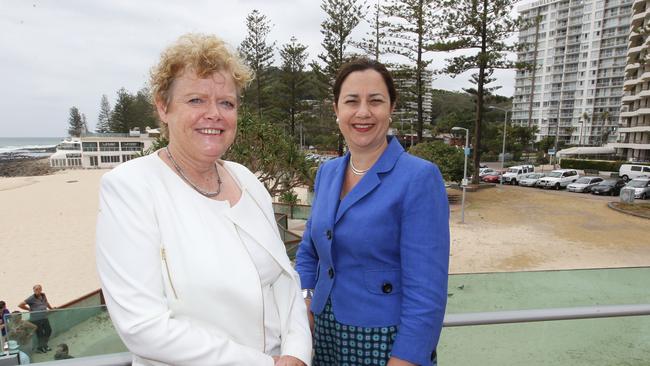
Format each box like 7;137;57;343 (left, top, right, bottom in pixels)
390;164;450;365
295;165;323;289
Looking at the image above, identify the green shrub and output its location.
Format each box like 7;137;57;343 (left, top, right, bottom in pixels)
558;158;650;172
409;141;469;183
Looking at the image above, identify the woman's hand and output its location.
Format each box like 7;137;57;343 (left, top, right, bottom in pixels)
387;357;417;366
274;355;306;366
304;298;314;334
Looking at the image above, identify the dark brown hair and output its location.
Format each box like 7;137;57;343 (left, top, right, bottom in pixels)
333;58;397;106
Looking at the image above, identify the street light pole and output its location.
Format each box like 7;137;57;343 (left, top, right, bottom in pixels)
451;126;469;224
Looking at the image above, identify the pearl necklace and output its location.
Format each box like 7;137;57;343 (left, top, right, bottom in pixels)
349;159;370;176
165;147;222;198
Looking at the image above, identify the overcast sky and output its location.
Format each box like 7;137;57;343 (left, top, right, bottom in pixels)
1;0;519;137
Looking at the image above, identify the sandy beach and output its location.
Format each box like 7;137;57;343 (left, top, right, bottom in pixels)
0;169;108;309
1;168;648;310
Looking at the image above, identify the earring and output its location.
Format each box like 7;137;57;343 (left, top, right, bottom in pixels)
389;117;393;123
336;118;340;123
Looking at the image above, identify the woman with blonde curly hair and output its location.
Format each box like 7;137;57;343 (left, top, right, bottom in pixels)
96;33;311;366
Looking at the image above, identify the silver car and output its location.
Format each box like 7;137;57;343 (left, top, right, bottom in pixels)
625;178;650;199
519;173;545;187
567;176;604;193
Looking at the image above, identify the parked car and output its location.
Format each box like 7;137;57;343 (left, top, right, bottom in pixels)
625;178;650;199
567;176;604;193
482;172;502;183
501;164;535;185
537;169;580;190
518;172;546;187
479;168;497;177
619;164;650;182
590;179;626;196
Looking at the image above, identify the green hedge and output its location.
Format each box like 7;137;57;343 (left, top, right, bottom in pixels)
559;158;650;172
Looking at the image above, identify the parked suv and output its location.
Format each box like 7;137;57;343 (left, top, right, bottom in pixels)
501;164;535;185
537;169;579;190
619;164;650;182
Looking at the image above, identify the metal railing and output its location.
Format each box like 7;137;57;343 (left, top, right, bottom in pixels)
25;304;650;365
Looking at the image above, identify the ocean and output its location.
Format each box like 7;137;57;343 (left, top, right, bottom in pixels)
0;137;62;158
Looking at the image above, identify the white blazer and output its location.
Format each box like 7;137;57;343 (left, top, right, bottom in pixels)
95;153;312;366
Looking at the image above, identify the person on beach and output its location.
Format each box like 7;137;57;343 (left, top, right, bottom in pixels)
0;300;9;339
54;343;73;360
7;311;37;349
295;58;450;366
96;33;311;366
18;284;54;353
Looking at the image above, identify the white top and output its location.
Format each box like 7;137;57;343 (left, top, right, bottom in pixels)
95;152;312;366
230;189;283;355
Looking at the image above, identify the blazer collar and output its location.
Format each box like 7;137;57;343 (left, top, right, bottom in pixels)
221;163;294;275
334;136;404;223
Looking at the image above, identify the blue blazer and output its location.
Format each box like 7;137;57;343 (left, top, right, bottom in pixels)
296;136;450;366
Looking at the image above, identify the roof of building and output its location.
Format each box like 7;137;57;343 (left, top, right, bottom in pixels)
557;146;616;157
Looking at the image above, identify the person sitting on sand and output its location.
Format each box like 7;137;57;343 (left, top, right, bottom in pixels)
7;311;37;348
54;343;74;360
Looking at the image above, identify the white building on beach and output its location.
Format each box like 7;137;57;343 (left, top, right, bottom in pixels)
49;128;159;169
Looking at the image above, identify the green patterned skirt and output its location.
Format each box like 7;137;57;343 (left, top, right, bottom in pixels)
313;299;398;366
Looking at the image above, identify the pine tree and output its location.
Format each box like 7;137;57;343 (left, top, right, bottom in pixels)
353;0;390;61
314;0;367;155
239;9;276;120
67;106;84;137
110;88;133;133
435;0;523;184
96;94;112;133
279;36;309;138
383;0;441;143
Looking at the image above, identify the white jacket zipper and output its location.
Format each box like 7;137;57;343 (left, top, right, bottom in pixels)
160;247;179;299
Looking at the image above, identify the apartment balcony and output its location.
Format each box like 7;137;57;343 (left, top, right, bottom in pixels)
618;125;650;133
628;44;645;57
638;89;650;98
609;141;650;149
621;94;639;104
625;62;641;73
631;10;647;26
623;78;639;90
641;71;650;81
632;0;646;10
621;108;650;118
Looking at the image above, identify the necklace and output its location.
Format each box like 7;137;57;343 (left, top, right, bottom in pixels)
165;147;222;198
349;159;370;176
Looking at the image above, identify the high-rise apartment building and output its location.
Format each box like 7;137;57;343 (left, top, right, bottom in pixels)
391;68;433;134
613;0;650;161
512;0;632;147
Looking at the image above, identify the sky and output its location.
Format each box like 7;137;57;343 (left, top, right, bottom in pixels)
1;0;519;137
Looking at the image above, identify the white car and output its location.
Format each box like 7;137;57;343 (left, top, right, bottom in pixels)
625;178;650;199
567;176;604;193
479;168;497;177
501;165;535;185
519;172;545;187
537;169;580;190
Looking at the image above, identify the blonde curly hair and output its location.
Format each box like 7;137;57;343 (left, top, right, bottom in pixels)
150;33;253;137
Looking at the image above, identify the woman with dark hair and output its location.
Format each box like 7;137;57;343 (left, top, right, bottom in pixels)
296;58;449;366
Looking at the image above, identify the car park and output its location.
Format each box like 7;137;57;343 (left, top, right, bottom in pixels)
567;176;604;193
537;169;579;190
590;179;626;196
625;178;650;199
501;164;535;185
619;164;650;182
518;172;546;187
